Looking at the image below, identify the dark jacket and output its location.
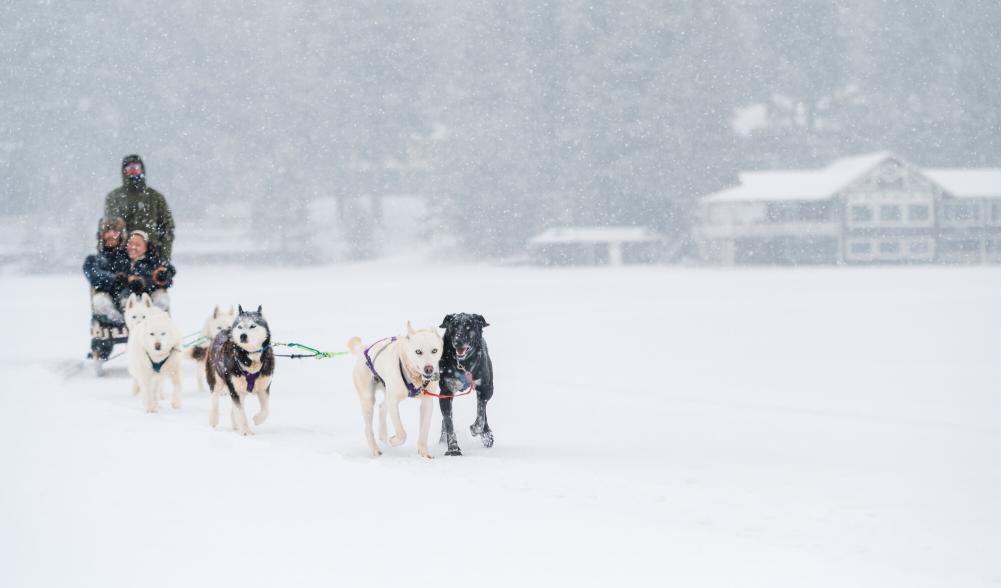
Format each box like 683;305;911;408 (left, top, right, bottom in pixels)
105;156;175;259
83;248;131;294
83;216;130;294
126;245;176;295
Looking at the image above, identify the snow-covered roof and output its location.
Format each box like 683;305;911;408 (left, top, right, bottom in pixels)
529;226;662;245
924;169;1001;199
701;152;1001;204
704;152;893;204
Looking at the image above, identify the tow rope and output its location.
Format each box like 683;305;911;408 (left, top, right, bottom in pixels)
271;342;350;360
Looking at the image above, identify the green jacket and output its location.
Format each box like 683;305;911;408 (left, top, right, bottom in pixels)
104;186;175;259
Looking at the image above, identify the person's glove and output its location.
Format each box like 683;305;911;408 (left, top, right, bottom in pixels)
151;266;172;288
114;272;128;289
128;275;146;294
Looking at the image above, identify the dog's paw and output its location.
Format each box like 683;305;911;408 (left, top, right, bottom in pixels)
172;399;182;410
445;446;463;457
370;447;383;457
417;447;434;459
240;429;255;436
480;431;494;448
253;413;268;426
389;435;406;447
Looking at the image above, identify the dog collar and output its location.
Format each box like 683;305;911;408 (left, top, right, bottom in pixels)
454;347;480;372
247;342;271;354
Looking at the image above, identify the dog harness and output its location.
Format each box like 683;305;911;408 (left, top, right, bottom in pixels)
146;348;176;373
243;368;261;392
397;361;426;398
363;337;395;385
211;335;267;393
364;337;428;398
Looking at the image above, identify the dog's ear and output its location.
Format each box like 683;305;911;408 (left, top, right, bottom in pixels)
407;320;416;337
141;293;152;308
126;293;136;309
238;305;244;314
474;314;489;328
439;314;455;329
228;305;235;315
256;305;262;314
213;306;219;319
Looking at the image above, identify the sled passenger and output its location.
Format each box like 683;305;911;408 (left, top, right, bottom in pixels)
83;216;131;325
124;229;176;312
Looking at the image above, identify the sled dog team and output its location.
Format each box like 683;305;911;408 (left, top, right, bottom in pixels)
124;293;494;458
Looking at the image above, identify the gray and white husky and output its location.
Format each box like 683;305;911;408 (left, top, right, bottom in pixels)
205;305;275;436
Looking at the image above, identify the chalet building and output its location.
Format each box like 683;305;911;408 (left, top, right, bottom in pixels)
527;226;666;265
696;152;1001;265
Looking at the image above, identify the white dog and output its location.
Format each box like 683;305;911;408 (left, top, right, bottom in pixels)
347;321;443;459
127;309;183;413
124;292;167;400
184;306;236;392
124;292;162;331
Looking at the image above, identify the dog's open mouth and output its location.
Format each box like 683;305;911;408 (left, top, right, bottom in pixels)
454;345;470;359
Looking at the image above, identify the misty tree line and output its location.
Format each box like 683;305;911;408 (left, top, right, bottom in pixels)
2;0;999;259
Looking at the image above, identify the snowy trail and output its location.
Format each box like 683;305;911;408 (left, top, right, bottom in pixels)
2;263;1000;586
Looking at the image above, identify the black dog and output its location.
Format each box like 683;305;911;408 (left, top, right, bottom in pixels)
438;313;494;456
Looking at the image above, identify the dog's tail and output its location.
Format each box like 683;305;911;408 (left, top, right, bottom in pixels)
347;336;364;356
183;346;208;361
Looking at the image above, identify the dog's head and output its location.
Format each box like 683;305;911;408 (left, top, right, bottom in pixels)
402;320;443;380
125;292;160;329
141;311;180;357
231;305;270;352
439;313;489;362
204;305;236;339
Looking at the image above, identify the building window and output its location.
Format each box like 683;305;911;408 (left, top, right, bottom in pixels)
879;241;900;254
943;203;979;222
940;240;980;254
992;202;1001;223
909;241;929;254
880;204;902;222
850;241;871;254
851;205;873;222
908;204;929;221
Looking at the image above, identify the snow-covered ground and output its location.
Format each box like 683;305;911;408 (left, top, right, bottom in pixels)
2;262;999;586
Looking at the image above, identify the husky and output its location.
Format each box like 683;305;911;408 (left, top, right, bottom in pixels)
205;305;275;436
126;309;183;413
184;306;236;392
347;321;443;459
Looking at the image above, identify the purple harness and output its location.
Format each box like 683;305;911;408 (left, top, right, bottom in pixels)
363;337;395;384
243;369;261;392
212;335;263;393
364;337;424;398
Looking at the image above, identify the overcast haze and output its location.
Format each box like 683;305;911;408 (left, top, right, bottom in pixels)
2;0;999;264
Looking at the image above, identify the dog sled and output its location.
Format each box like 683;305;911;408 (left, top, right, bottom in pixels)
87;291;129;377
